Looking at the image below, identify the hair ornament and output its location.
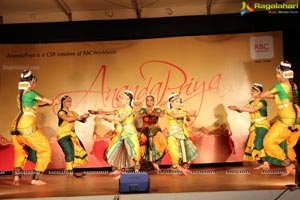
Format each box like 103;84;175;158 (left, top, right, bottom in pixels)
20;70;32;78
18;81;31;90
61;95;71;103
282;70;294;79
252;83;263;92
280;61;292;68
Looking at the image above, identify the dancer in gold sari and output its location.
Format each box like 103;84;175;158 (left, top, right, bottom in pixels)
99;90;141;178
56;95;89;177
11;69;59;186
260;61;300;176
229;83;287;169
166;93;198;175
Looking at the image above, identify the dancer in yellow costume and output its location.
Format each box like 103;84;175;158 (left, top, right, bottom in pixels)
99;90;141;177
229;83;287;169
260;61;300;176
166;93;198;175
10;70;59;186
137;94;167;171
57;95;89;177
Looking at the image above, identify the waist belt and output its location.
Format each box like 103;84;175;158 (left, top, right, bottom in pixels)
253;117;267;122
18;126;38;135
278;104;291;109
23;111;36;117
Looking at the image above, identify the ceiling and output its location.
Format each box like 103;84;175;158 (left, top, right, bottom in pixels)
0;0;298;24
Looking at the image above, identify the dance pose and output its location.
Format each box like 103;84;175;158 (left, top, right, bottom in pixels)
261;61;300;175
10;70;59;186
229;83;274;169
89;102;121;173
166;93;198;175
97;90;141;177
56;95;89;177
89;108;115;160
137;94;167;171
91;109;114;141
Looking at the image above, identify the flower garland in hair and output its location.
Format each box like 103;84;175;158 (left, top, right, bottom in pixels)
20;70;32;79
18;81;31;90
252;83;263;92
280;61;292;68
167;92;179;109
124;90;134;107
282;70;294;79
276;61;293;79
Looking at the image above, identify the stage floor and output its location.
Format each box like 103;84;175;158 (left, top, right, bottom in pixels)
0;163;298;199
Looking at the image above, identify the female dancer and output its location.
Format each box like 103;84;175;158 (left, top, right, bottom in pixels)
166;92;198;175
137;94;167;171
10;69;59;186
100;90;141;177
228;83;273;169
260;61;300;175
56;95;89;177
88;99;121;173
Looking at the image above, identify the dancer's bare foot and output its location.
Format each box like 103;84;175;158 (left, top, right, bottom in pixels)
109;170;120;175
152;163;161;171
73;173;86;178
182;163;192;174
177;165;189;175
183;163;190;169
31;179;47;186
134;164;141;172
12;176;20;186
254;165;262;170
113;175;121;179
185;168;192;174
254;162;270;170
282;163;296;176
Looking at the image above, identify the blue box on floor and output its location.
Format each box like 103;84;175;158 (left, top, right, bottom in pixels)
119;172;150;193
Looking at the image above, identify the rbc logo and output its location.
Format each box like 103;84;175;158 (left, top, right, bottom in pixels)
255;43;269;51
250;36;274;60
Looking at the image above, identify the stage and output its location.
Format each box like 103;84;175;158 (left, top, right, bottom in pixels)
0;163;299;200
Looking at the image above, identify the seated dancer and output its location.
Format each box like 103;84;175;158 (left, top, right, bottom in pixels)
89;90;141;178
56;95;89;177
166;92;198;175
260;61;300;176
11;69;59;186
228;83;286;170
137;94;167;171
